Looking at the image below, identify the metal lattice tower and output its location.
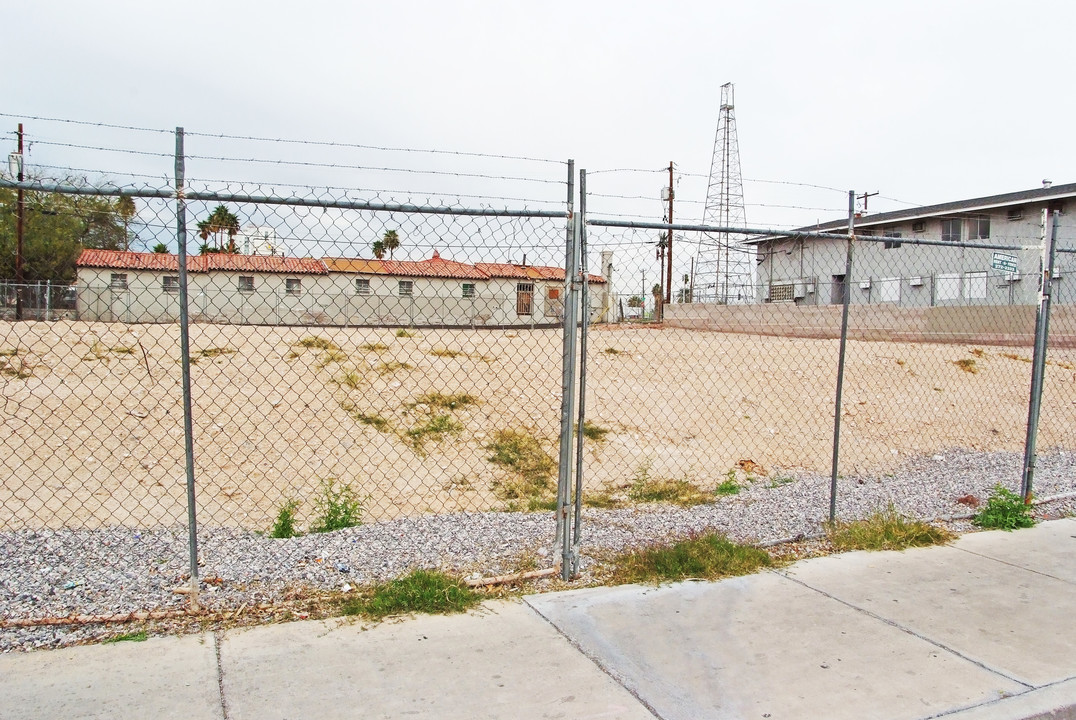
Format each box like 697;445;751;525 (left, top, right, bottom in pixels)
697;82;754;304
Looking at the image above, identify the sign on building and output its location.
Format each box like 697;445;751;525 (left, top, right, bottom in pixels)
991;252;1018;274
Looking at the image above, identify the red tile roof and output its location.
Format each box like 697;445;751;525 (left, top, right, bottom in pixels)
77;250;327;274
325;251;489;280
78;250;604;283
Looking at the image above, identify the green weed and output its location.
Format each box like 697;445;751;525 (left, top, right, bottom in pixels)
318;349;348;367
103;630;148;644
339;569;478;619
826;506;954;551
296;336;338;350
580;421;610;442
395;329;416;338
309;478;363;534
768;475;795;488
269;499;301;539
411;392;478;410
486;430;557;510
626;461;712;506
602;348;624;355
429;348;465;358
360;343;389;352
406;414;463;452
973;485;1036;531
375;360;413;375
954;358;978;374
336;370;363;389
715;479;741;496
608;533;773;585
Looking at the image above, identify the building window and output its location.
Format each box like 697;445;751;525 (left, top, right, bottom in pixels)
110;273;128;289
162;276;179;293
398;280;413;297
912;220;926;232
285;278;302;296
462;282;475;298
883;231;903;250
516;282;534;315
941;218;961;243
355;278;371;295
238;276;254;293
963;271;988;300
967;216;990;240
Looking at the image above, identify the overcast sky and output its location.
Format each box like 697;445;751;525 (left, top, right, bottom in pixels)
4;0;1074;272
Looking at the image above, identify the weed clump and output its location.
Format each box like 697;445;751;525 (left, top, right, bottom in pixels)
296;336;338;350
360;343;389;352
715;479;741;496
626;461;712;506
339;569;479;619
602;348;624;355
406;414;463;453
375;360;413;375
103;630;148;644
826;507;954;551
954;358;978;373
270;499;301;539
429;348;465;358
395;329;416;338
411;392;477;410
973;485;1036;531
336;370;363;389
486;430;557;510
580;421;609;442
609;533;773;585
309;478;363;533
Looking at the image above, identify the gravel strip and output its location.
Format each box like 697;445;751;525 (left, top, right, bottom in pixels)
3;447;1074;652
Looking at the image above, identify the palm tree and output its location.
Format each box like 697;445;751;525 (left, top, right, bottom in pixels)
197;205;241;253
372;240;386;260
115;195;137;251
382;230;400;260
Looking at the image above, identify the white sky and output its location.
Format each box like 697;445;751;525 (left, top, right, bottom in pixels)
4;0;1074;279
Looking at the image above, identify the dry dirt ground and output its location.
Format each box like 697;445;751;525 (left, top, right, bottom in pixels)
2;320;1074;530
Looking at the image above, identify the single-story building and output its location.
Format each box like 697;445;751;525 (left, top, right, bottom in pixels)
75;249;608;327
751;182;1076;307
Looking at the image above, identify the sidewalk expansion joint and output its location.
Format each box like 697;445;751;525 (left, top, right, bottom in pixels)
521;598;663;720
214;630;231;720
917;673;1076;720
774;570;1034;692
951;545;1076;587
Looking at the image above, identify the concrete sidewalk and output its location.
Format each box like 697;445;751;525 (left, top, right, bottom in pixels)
2;519;1074;720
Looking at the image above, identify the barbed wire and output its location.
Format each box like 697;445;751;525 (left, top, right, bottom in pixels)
0;112;172;134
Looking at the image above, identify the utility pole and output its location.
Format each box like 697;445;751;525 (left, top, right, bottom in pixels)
856;191;878;214
15;123;25;321
665;161;674;304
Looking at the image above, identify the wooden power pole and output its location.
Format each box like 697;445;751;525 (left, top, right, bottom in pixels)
15;123;25;321
665;161;673;304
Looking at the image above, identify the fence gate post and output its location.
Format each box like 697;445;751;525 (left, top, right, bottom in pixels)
828;190;856;522
174;127;200;609
1021;209;1060;503
569;168;591;577
555;160;578;580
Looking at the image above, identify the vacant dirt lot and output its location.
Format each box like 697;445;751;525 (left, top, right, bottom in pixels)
2;320;1074;530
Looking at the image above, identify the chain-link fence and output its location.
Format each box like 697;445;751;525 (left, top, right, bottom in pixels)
2;123;1075;635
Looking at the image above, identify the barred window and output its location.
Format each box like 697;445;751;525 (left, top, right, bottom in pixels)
238;276;254;293
355;278;371;295
285;278;302;296
162;276;179;293
462;283;475;298
399;280;413;297
110;273;128;289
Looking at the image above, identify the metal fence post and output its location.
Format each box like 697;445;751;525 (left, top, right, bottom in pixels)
1021;209;1060;503
570;168;590;575
175;127;200;610
828;191;856;522
555;159;577;580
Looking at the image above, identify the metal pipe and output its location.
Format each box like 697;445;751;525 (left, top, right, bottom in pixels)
555;160;577;580
0;178;566;219
571;169;590;574
1021;209;1060;503
829;191;856;523
174;128;200;610
15;124;24;321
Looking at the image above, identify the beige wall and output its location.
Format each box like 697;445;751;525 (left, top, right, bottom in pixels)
665;302;1076;348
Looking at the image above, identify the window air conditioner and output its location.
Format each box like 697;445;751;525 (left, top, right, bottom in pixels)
909;277;924;287
912;221;926;232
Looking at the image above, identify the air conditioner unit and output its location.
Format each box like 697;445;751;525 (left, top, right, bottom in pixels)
912;221;926;232
793;282;806;299
909;276;924;287
859;280;872;290
1007;208;1024;221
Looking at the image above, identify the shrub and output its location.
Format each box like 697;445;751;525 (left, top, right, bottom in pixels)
309;479;363;533
973;485;1036;531
626;461;712;506
270;499;301;539
296;336;337;350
